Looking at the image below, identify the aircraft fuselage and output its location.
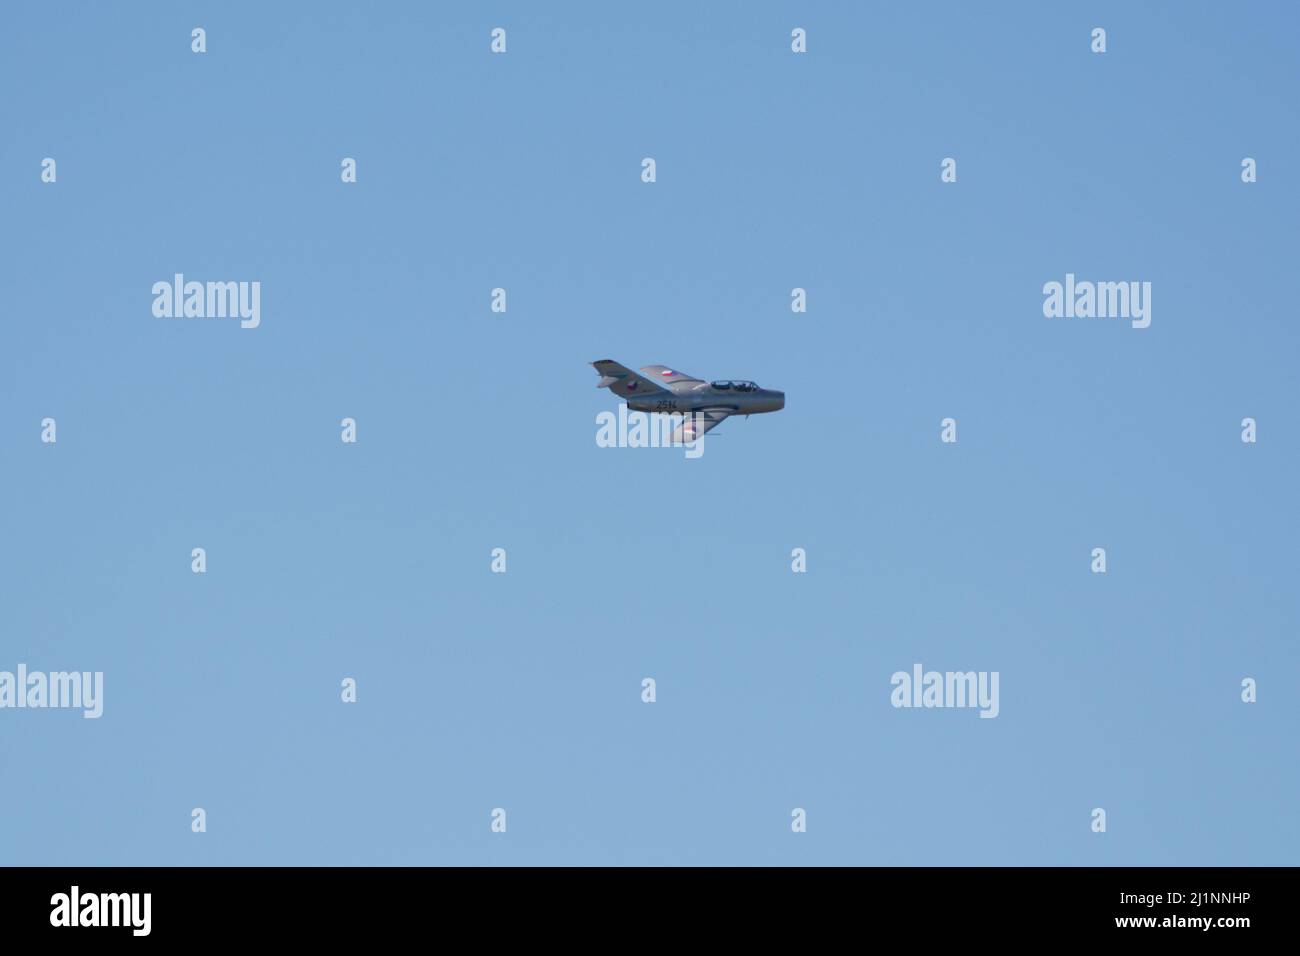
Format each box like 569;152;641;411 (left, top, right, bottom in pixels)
627;383;785;416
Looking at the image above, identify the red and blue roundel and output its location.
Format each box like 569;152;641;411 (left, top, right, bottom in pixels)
661;369;674;376
626;380;638;390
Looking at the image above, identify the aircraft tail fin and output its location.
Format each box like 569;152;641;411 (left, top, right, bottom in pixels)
591;359;670;399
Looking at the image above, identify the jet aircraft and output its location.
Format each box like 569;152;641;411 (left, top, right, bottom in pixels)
591;359;785;441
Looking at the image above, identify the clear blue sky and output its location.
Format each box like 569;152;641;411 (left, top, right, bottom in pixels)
2;1;1296;865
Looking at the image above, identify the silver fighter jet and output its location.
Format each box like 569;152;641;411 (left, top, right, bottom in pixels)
591;359;785;441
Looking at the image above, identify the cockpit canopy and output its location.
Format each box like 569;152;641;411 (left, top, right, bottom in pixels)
711;380;758;392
